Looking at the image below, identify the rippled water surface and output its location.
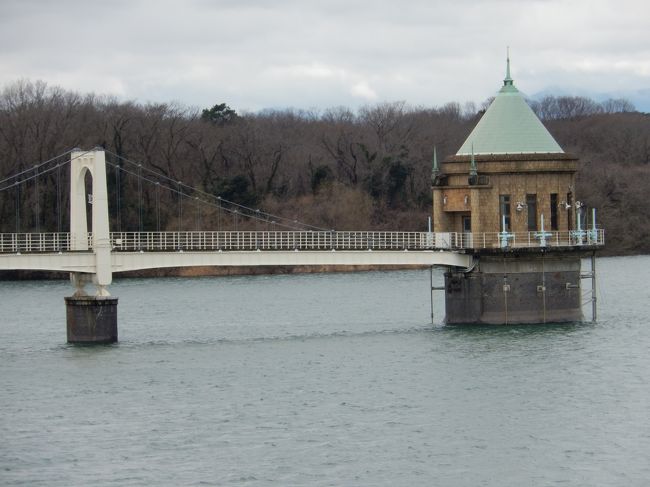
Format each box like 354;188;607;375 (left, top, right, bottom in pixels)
1;256;649;486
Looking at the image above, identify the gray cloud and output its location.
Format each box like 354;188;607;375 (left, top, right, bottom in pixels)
1;0;649;111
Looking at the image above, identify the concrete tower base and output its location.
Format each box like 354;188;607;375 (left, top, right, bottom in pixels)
65;296;118;343
445;252;584;325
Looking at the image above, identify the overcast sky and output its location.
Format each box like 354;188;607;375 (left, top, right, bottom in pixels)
1;0;649;113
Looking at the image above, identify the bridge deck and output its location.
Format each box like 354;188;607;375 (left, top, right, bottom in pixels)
0;229;604;273
0;229;604;253
0;250;472;273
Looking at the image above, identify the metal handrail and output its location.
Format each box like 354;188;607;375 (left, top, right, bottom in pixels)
108;231;429;252
0;233;72;253
0;229;605;254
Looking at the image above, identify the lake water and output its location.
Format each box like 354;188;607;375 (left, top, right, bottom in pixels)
1;255;649;486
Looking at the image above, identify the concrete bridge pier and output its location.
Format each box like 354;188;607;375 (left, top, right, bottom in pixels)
65;149;118;344
65;273;118;344
65;296;118;344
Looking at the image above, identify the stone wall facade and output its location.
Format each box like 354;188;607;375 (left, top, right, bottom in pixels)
433;154;579;235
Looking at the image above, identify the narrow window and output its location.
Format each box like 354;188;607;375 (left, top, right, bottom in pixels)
462;215;471;233
499;195;511;232
526;194;537;231
567;192;573;230
550;193;558;230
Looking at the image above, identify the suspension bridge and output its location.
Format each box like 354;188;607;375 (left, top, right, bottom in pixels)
0;149;603;342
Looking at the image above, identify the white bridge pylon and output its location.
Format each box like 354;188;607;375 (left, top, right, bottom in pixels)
70;149;112;295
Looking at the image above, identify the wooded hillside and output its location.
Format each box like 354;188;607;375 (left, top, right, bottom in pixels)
1;80;647;255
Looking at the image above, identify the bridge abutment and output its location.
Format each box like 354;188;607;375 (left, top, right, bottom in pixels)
65;296;118;344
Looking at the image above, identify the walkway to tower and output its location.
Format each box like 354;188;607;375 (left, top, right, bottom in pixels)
0;149;603;283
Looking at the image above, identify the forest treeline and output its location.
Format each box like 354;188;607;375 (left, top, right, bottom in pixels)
0;80;648;254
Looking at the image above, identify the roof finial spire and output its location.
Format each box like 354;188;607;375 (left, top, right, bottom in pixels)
504;46;513;86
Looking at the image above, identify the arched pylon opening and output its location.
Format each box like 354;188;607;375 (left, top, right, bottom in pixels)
70;156;92;251
84;168;93;233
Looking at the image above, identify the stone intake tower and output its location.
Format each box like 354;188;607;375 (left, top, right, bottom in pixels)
432;56;602;324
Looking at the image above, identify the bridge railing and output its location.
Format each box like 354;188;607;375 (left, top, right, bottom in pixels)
108;231;437;251
0;229;604;254
107;230;604;252
0;233;72;253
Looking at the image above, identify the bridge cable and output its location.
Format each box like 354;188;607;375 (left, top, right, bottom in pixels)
103;149;329;232
178;180;182;232
138;164;143;234
155;182;161;232
116;147;327;231
0;151;90;193
217;198;221;231
2;157;73;235
103;160;316;232
195;196;200;231
15;183;20;233
0;148;74;187
106;157;316;231
0;151;98;235
1;151;96;236
56;162;62;234
34;165;40;234
115;160;122;232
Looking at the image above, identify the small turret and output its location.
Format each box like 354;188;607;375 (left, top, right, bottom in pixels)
431;146;441;185
468;144;478;185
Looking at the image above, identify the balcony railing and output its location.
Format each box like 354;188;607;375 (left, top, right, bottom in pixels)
0;229;604;254
448;228;605;250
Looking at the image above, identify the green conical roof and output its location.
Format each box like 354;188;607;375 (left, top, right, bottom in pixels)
456;57;563;156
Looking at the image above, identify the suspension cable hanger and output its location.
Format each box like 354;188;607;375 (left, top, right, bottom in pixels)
0;148;77;187
0;159;72;192
103;158;324;232
103;149;328;232
1;148;327;233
